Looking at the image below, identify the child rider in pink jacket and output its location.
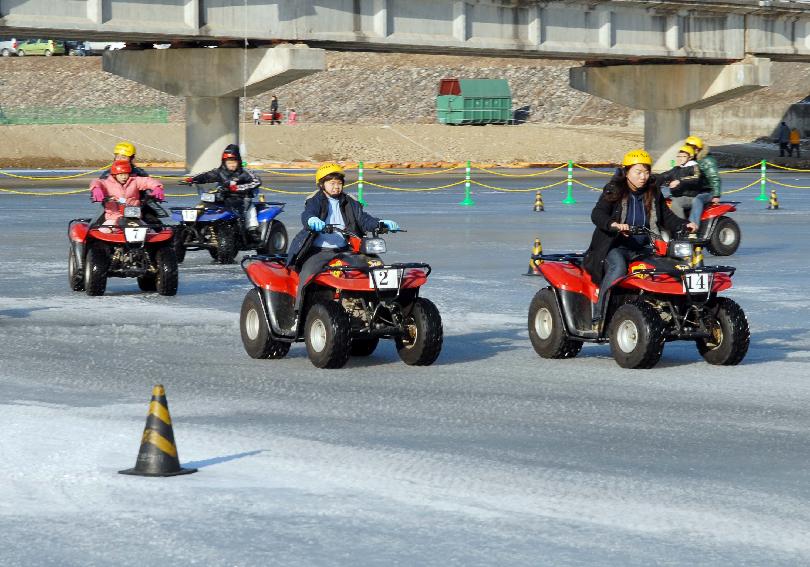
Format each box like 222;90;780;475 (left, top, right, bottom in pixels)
89;160;165;225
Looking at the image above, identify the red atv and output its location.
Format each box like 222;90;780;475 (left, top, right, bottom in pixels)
68;197;178;296
665;198;740;256
527;227;750;369
239;224;443;368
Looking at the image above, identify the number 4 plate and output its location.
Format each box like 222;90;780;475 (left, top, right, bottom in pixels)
369;269;402;289
683;272;713;293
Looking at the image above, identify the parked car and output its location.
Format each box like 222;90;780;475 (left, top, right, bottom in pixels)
0;38;18;57
64;40;87;56
82;41;125;55
16;39;66;56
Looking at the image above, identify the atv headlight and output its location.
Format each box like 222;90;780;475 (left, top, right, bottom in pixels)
361;238;386;255
201;193;216;203
123;206;141;219
670;241;693;259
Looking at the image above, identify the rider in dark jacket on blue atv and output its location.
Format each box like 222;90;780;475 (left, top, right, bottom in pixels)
286;163;399;311
185;144;262;240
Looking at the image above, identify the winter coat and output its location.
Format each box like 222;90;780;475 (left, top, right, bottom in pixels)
286;190;381;268
790;129;801;144
582;174;688;284
90;176;164;223
695;146;721;198
777;123;790;144
99;165;149;180
657;162;703;198
190;166;261;197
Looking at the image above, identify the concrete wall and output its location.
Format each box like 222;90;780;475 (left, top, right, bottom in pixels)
2;0;810;61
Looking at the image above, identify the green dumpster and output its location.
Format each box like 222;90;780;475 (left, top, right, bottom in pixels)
436;78;512;125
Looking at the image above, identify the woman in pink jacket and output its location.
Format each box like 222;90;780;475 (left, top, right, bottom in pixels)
89;160;165;225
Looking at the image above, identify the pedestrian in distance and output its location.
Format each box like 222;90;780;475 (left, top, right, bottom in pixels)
789;127;801;158
776;121;791;157
252;106;261;125
270;95;280;125
287;108;298;125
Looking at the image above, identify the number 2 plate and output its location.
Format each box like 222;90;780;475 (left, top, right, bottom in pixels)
683;272;713;293
369;269;401;289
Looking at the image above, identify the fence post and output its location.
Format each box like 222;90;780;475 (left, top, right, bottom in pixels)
459;160;475;206
756;159;768;201
562;160;576;204
357;161;367;205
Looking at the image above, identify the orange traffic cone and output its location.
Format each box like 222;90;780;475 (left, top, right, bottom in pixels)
119;385;197;477
768;188;779;210
528;237;543;275
533;191;544;212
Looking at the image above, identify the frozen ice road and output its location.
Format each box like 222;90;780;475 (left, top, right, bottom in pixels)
1;171;809;566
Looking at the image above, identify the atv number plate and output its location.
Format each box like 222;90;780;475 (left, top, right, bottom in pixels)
683;272;713;293
370;269;401;289
181;209;198;222
124;227;148;243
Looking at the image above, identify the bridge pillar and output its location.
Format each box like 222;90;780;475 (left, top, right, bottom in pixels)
102;47;326;172
570;58;771;170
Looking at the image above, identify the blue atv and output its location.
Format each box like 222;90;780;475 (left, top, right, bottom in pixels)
170;183;288;264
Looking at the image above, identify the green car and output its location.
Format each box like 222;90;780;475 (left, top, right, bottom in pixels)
16;39;65;56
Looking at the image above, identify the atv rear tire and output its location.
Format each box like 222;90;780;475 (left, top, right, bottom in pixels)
396;297;443;366
240;289;291;359
528;287;582;359
697;297;750;365
350;337;379;357
214;224;238;264
68;247;84;292
707;216;740;256
305;301;351;369
608;301;665;369
256;220;288;255
84;245;109;296
155;246;179;296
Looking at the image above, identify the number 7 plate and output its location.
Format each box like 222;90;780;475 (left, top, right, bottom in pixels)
683;272;713;293
369;269;402;289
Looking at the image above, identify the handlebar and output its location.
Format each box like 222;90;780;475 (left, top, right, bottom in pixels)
318;222;405;236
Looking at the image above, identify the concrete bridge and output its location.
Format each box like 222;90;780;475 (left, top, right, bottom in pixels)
4;0;810;170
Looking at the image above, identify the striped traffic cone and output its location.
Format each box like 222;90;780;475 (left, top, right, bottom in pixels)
528;237;543;275
768;188;779;210
533;190;544;212
119;385;197;477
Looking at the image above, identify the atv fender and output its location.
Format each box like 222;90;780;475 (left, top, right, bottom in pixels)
538;262;598;303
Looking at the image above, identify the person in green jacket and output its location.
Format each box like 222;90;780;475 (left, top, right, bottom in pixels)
682;135;721;226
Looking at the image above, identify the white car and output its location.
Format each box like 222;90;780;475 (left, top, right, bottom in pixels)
0;38;18;57
82;41;125;55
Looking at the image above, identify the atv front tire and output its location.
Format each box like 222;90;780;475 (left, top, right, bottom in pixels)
240;289;291;359
214;224;238;264
305;301;351;369
155;246;179;296
256;220;288;256
84;245;109;296
173;228;188;264
528;287;582;359
608;301;665;369
396;297;443;366
707;216;740;256
697;297;750;365
68;247;84;292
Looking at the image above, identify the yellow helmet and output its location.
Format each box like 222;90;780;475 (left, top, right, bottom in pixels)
678;145;696;157
685;136;703;150
621;149;653;168
315;163;345;184
113;141;136;157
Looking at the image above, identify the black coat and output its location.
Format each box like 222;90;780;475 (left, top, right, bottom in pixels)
286;190;380;267
583;175;688;284
190;166;261;197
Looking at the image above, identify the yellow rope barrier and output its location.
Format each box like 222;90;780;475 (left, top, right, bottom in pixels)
361;180;466;192
764;177;810;189
572;179;605;192
472;164;566;177
723;179;761;194
765;162;810;172
255;168;314;177
0;164;111;180
470;179;567;192
574;164;613;176
365;165;463;175
0;187;88;196
719;162;761;174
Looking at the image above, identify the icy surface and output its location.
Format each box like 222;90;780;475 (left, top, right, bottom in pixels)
1;172;809;566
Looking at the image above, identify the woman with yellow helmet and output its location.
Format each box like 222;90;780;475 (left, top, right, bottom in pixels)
286;163;399;312
582;149;697;330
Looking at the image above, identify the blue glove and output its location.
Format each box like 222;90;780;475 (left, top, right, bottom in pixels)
307;217;326;232
381;220;399;232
